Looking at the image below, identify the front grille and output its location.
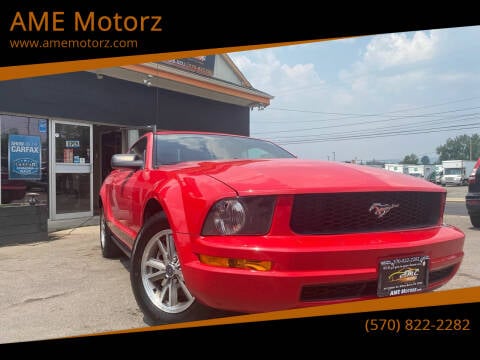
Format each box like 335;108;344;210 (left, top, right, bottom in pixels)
290;192;443;235
300;266;455;302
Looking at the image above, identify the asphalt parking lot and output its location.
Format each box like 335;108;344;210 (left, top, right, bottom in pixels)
0;186;478;344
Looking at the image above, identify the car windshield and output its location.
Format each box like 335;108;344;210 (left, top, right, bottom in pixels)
445;168;462;175
154;133;295;165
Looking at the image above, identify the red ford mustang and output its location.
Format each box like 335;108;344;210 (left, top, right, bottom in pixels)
99;131;464;324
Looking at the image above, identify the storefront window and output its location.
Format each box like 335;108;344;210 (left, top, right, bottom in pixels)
0;115;49;206
53;122;92;217
55;123;90;164
55;173;91;213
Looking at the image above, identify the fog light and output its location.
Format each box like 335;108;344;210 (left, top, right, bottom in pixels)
199;255;272;271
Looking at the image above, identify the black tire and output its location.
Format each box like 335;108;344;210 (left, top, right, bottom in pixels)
470;214;480;228
100;208;123;258
130;212;213;324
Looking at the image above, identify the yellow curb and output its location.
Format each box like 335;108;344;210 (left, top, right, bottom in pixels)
446;198;466;202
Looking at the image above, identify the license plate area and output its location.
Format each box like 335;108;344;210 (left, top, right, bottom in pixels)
377;255;429;297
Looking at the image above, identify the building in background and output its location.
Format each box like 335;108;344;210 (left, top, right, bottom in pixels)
384;163;409;174
0;55;272;224
384;163;434;179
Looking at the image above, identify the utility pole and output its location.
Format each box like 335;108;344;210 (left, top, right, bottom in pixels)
470;137;473;160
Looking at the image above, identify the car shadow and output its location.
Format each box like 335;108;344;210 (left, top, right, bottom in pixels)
142;308;244;327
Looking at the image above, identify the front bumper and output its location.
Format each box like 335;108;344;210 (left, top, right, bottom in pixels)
177;225;464;313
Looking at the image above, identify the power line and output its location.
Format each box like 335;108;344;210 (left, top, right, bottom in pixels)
267;97;480;116
267;112;480;140
273;122;480;145
279;122;480;143
254;106;480;135
255;96;480;124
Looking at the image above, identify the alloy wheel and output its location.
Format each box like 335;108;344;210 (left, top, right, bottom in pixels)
140;229;195;313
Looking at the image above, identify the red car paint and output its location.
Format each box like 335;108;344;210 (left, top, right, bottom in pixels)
100;131;464;314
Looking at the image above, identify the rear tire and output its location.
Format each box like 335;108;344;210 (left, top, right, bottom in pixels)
100;208;123;258
130;212;213;324
469;214;480;228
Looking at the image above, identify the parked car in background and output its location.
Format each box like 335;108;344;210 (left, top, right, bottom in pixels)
99;131;465;324
466;158;480;227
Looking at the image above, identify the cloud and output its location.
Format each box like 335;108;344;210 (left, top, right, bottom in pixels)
281;63;316;84
436;72;480;83
230;51;279;91
340;30;440;85
230;50;323;97
231;31;443;113
336;30;442;108
228;28;480;163
362;31;439;69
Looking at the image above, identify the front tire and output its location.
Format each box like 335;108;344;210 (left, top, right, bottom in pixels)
130;212;212;324
469;214;480;228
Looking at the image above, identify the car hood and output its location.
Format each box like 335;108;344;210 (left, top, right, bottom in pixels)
187;159;444;196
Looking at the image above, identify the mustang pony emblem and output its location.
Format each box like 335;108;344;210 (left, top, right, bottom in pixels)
369;203;400;218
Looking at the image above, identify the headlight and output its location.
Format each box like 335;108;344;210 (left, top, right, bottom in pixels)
202;196;277;235
213;199;246;235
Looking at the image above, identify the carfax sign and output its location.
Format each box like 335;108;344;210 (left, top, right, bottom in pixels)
8;134;41;180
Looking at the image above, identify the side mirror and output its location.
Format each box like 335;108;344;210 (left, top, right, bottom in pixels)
111;154;144;170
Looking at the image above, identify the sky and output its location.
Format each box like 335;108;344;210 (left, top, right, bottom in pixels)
229;25;480;163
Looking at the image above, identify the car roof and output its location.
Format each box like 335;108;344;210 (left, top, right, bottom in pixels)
153;130;249;138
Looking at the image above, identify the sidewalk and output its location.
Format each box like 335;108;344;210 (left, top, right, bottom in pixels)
48;215;99;233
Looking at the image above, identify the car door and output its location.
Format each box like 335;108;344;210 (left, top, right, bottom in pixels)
105;138;147;248
117;137;149;246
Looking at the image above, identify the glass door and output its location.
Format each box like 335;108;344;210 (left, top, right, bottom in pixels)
50;121;93;220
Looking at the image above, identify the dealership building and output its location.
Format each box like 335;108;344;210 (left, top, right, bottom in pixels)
0;55;271;242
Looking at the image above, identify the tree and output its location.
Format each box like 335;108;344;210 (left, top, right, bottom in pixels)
401;153;419;164
436;134;480;161
420;155;430;165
